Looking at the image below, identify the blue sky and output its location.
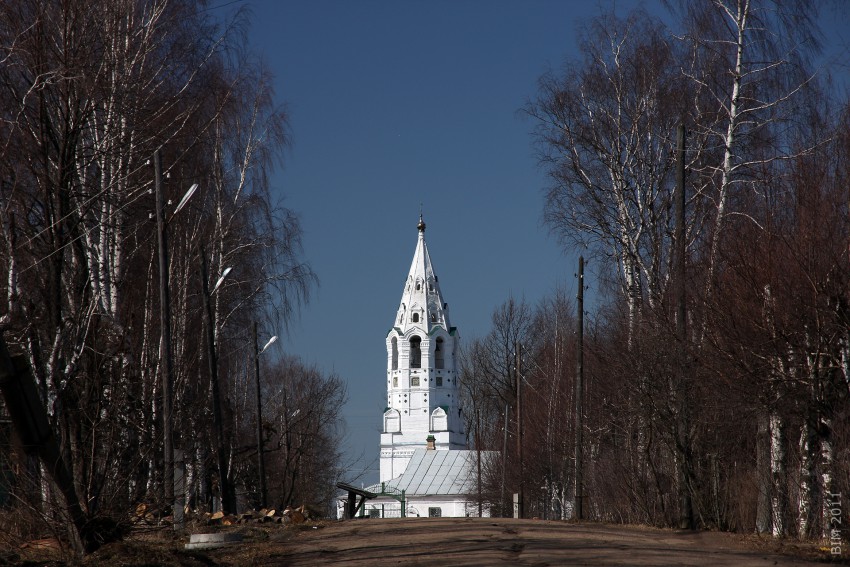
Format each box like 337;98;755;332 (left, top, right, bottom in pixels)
238;0;609;486
226;0;848;487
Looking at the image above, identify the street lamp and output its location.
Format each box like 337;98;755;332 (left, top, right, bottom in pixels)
201;249;235;514
212;267;232;295
173;183;198;216
253;322;277;509
261;335;277;354
154;149;197;531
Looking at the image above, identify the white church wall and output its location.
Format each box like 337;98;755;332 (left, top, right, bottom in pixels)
350;496;489;519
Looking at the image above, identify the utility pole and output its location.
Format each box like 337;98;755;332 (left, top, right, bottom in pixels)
500;402;508;517
675;130;687;358
675;122;695;530
516;341;523;519
201;247;235;514
476;408;482;517
154;149;178;528
253;321;268;509
574;255;584;520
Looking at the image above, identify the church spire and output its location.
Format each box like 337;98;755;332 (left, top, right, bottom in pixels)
381;214;464;482
395;215;449;332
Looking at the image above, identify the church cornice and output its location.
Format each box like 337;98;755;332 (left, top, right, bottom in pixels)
387;324;453;339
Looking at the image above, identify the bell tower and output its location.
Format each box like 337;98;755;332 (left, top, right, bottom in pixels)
379;216;465;482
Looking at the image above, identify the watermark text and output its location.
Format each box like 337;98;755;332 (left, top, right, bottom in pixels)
827;492;842;556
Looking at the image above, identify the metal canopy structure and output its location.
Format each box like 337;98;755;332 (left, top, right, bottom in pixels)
337;482;378;519
338;481;410;519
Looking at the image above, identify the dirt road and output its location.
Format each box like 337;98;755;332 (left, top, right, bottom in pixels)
197;517;840;566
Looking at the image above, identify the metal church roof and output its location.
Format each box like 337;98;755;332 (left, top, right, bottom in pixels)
393;215;451;334
370;449;494;496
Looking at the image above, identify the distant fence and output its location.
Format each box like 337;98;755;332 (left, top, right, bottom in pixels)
364;504;404;519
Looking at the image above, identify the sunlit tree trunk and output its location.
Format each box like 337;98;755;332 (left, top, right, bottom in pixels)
797;412;818;538
770;412;787;537
820;418;834;540
756;414;772;534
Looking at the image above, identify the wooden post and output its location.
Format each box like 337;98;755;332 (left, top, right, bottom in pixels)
574;255;584;520
253;321;267;509
516;341;523;519
500;402;508;517
174;449;184;528
476;408;482;517
675;122;695;530
154;149;178;525
201;247;235;514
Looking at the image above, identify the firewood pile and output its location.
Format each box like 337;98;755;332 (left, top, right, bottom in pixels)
131;503;313;527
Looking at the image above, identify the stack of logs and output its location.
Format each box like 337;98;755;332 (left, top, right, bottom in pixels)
132;504;311;526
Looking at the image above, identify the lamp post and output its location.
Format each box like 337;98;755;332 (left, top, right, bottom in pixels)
153;148;197;530
253;322;276;509
200;248;235;514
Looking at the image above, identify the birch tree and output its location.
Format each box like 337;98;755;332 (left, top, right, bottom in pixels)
668;0;822;313
528;10;687;340
705;113;850;537
0;0;317;538
669;0;838;538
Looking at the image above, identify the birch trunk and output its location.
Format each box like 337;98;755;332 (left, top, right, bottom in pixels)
622;255;642;346
797;415;818;538
703;0;747;301
820;418;834;540
756;413;772;533
770;412;787;537
0;214;19;329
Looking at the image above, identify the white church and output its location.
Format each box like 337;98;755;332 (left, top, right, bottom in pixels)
338;216;490;519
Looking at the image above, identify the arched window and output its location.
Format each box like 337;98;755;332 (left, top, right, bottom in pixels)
410;336;422;368
412;313;419;323
391;337;398;370
435;337;444;369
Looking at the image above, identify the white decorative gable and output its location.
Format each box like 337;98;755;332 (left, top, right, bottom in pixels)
384;408;401;433
430;407;448;432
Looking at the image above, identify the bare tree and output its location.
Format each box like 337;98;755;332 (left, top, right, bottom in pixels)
668;0;823;316
525;0;846;537
528;10;688;340
0;0;320;543
259;356;347;515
